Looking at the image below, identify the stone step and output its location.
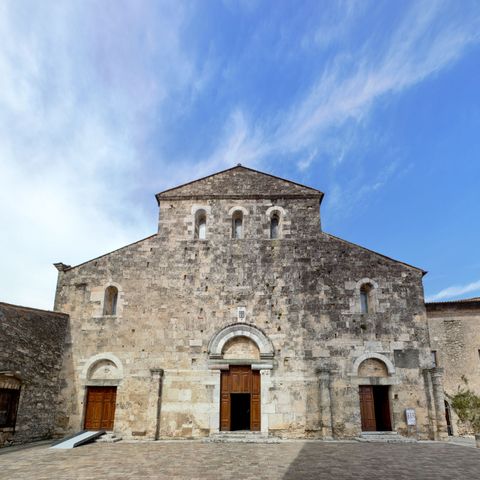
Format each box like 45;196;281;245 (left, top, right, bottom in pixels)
205;431;279;443
357;432;417;443
95;432;123;443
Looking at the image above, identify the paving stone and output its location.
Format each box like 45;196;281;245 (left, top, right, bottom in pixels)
0;441;479;480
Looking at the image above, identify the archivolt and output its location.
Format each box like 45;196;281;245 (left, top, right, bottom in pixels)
208;323;274;360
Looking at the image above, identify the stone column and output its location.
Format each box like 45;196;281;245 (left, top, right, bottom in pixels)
150;368;164;440
209;367;224;434
260;369;271;434
317;367;333;439
431;367;448;441
422;368;436;440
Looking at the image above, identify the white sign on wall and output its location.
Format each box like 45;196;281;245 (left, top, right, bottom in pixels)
405;408;416;426
237;306;246;322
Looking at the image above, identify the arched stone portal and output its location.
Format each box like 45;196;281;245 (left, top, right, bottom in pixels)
208;324;274;435
354;354;394;432
81;353;123;431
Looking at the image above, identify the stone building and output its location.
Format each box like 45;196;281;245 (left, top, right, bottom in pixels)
53;165;447;441
0;302;68;447
427;297;480;436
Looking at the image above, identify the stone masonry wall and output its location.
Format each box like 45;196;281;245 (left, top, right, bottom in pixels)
0;303;68;447
427;301;480;435
54;169;436;441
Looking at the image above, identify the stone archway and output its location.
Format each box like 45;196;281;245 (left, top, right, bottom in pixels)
353;352;395;376
81;353;123;431
208;323;274;361
208;324;274;434
354;354;394;432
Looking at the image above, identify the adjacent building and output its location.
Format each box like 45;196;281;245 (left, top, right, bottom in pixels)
0;302;68;447
427;297;480;435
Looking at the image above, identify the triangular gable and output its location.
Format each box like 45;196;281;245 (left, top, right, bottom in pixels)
156;165;324;201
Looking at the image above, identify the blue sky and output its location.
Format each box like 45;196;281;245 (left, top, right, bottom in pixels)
1;0;479;309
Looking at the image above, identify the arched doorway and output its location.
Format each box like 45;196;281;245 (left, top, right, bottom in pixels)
208;323;274;433
220;336;261;431
82;355;123;431
357;357;393;432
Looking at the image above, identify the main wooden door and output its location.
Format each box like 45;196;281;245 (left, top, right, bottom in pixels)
359;385;392;432
220;366;260;431
84;386;117;430
359;385;376;431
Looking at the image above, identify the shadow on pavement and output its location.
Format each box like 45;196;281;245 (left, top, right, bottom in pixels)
282;441;480;480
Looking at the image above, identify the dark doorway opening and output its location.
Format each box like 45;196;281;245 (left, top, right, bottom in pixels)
373;386;391;431
359;385;392;431
445;401;453;436
231;393;251;430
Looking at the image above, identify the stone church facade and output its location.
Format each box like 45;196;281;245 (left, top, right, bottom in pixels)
52;165;448;441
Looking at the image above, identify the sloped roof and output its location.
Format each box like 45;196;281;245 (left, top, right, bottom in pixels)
155;165;324;203
426;297;480;310
324;233;426;274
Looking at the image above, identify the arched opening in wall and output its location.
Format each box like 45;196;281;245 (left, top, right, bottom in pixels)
219;335;262;432
445;400;453;436
360;283;374;314
232;211;243;239
195;209;207;240
0;375;21;431
209;324;274;433
358;358;392;432
221;336;261;431
84;359;121;431
270;213;280;239
103;286;118;316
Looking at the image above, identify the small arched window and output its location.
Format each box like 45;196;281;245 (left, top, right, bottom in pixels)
195;210;207;240
270;214;279;239
360;283;373;314
103;286;118;315
232;211;243;239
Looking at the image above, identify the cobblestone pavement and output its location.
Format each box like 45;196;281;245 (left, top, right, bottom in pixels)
0;441;479;480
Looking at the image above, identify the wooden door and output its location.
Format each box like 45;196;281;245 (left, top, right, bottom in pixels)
220;366;261;431
359;385;376;431
84;386;117;430
250;370;261;431
220;370;231;431
230;366;252;393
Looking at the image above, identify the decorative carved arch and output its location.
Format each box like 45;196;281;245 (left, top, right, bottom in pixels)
208;323;274;360
353;352;395;376
81;353;124;381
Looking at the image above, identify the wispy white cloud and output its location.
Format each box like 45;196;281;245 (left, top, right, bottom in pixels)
325;160;400;217
278;1;480;155
205;0;480;176
302;0;366;51
297;149;318;172
1;0;479;309
0;1;202;308
426;279;480;302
